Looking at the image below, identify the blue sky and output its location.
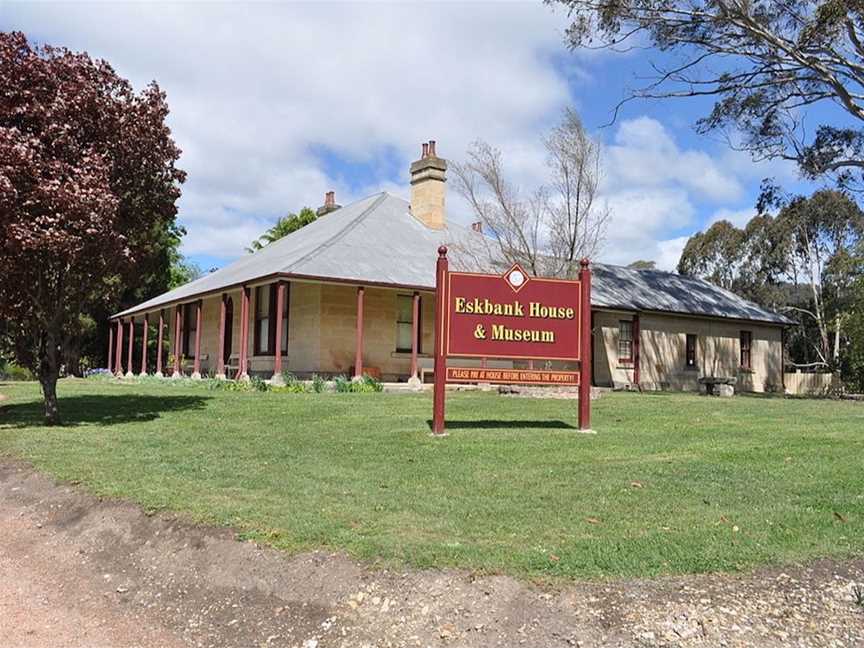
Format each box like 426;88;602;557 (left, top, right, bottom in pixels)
3;1;820;271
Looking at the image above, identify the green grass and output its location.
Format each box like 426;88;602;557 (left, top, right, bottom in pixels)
1;379;863;580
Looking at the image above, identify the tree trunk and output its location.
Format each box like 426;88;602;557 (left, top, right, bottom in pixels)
833;313;841;368
39;329;61;425
39;373;60;425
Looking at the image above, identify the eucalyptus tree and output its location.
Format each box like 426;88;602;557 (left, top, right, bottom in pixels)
549;0;864;189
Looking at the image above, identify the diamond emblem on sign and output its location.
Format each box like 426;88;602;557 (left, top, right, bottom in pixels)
504;264;529;293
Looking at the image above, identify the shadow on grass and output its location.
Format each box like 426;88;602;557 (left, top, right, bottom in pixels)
0;394;211;428
426;419;576;431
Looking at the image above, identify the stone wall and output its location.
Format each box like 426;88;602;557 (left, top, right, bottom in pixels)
593;310;784;393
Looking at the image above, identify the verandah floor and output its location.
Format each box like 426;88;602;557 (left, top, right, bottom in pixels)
0;379;862;580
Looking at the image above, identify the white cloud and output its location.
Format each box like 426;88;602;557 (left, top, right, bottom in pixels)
600;188;695;269
605;117;743;202
5;2;576;259
718;145;800;183
708;207;756;228
5;4;774;273
583;116;761;270
655;236;690;272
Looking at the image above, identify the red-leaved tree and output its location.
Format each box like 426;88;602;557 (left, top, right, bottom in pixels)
0;32;185;424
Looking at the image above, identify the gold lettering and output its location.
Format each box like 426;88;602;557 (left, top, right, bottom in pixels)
453;297;527;317
528;302;576;319
491;324;555;343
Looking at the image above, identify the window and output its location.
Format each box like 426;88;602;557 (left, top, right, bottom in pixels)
740;330;752;369
618;320;633;362
396;294;420;353
182;302;198;358
254;285;271;355
254;283;289;356
685;334;697;369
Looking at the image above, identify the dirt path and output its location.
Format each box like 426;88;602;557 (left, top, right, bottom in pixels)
1;460;863;648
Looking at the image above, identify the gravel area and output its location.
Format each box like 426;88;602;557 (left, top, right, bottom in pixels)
1;460;862;647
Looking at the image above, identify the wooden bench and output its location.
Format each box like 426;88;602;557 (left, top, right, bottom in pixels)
224;353;247;379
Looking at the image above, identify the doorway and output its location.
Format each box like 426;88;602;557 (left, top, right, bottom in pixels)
223;297;234;365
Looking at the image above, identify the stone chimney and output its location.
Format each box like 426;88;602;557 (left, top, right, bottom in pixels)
316;190;341;216
410;140;447;229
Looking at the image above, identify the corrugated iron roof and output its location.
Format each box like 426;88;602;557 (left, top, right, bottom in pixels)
114;191;789;325
590;263;790;324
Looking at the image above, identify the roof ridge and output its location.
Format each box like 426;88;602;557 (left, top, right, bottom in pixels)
281;192;389;275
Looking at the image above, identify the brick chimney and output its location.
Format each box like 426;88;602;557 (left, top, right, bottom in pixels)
410;140;447;229
316;190;341;216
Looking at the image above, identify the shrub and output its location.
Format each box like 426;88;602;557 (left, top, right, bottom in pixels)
333;374;352;393
356;373;384;393
311;374;326;393
332;373;383;393
248;375;270;392
280;372;308;393
204;378;250;392
1;361;35;381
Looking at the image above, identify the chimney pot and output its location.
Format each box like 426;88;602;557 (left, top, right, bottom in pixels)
471;221;482;233
429;140;436;157
421;142;429;158
317;190;341;216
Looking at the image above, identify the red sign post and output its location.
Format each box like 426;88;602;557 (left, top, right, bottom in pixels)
432;246;592;434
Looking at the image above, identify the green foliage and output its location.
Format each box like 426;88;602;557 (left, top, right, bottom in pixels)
627;260;657;270
678;220;747;291
845;280;864;393
678;189;864;385
166;354;187;372
333;374;352;393
0;360;35;381
168;252;203;289
356;374;384;393
203;378;251;392
311;374;326;393
551;0;864;191
332;373;383;393
247;207;318;253
2;383;864;580
248;376;269;392
277;372;308;393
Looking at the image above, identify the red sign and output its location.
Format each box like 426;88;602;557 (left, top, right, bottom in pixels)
446;367;580;385
446;264;582;361
431;247;593;435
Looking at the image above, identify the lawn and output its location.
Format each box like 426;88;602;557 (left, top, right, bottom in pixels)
1;378;863;580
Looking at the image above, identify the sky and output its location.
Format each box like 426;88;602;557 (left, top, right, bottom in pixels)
3;1;818;272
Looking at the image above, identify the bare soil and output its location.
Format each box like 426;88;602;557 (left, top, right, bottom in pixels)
1;460;863;648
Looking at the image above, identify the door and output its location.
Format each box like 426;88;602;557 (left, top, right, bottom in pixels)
223;297;234;365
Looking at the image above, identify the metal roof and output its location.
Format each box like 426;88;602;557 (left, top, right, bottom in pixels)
114;191;789;325
590;263;790;324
